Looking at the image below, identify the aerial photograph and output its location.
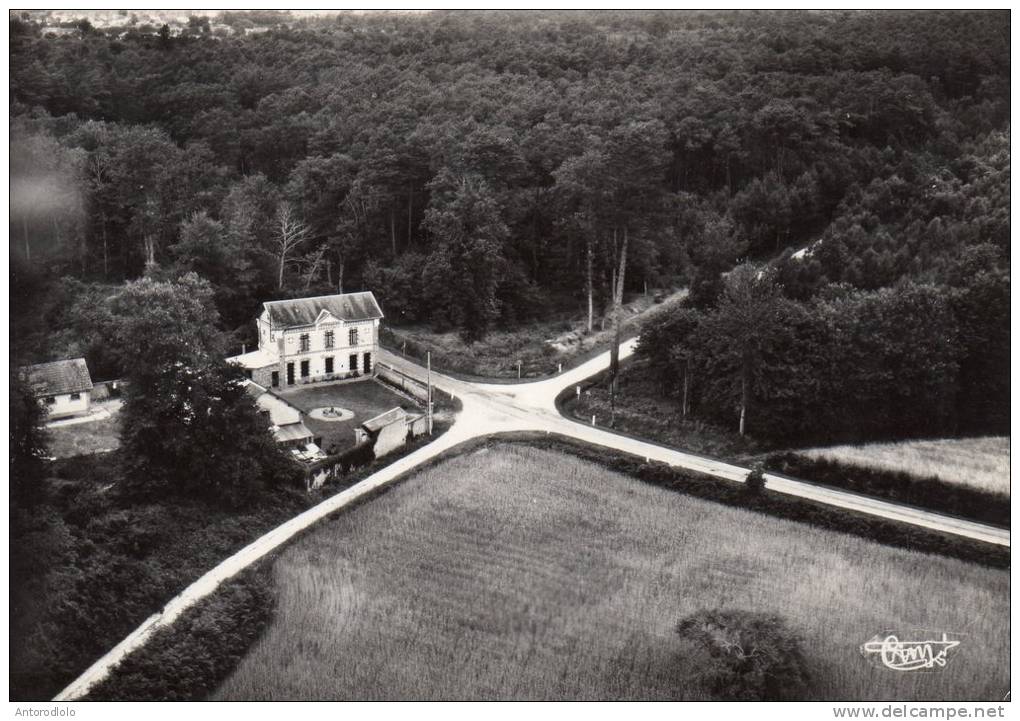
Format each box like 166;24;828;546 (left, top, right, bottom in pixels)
8;8;1010;712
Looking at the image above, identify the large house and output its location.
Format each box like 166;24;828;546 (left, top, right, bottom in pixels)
228;292;384;389
20;358;94;419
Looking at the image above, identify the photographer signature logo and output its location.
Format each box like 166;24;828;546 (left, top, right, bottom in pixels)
860;631;962;672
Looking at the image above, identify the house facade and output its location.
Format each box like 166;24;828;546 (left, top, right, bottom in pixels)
228;291;384;389
20;358;94;419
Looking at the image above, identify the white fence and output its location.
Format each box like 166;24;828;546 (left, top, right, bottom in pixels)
376;362;430;403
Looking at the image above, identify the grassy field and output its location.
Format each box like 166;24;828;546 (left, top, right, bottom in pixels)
214;445;1008;701
46;405;122;458
800;438;1010;497
384;288;687;380
277;379;420;454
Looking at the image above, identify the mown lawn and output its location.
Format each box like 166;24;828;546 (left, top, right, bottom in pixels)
276;379;419;454
800;437;1010;497
214;445;1008;701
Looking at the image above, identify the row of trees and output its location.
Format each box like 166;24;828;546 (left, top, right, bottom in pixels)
638;251;1009;444
9;10;1010;349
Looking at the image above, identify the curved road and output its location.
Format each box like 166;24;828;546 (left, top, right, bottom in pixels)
54;337;1009;701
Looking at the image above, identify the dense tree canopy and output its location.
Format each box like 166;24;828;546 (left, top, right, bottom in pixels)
10;11;1009;342
9;9;1009;442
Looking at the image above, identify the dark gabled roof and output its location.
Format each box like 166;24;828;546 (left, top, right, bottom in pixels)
21;358;93;397
264;291;383;330
243;380;268;401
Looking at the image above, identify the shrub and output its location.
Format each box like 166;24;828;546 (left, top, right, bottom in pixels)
744;463;767;496
677;609;810;701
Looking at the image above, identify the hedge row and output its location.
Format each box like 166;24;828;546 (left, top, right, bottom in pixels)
509;436;1010;570
765;452;1009;529
84;565;274;701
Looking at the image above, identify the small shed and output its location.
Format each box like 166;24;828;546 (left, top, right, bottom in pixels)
21;358;94;419
354;407;427;457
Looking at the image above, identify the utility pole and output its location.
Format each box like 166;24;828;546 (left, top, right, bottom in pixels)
427;351;433;435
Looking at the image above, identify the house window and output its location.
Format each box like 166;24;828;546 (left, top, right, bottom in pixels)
349;327;359;346
300;360;310;378
349;354;358;372
70;392;81;401
325;357;334;374
271;371;279;388
299;333;310;352
324;330;334;349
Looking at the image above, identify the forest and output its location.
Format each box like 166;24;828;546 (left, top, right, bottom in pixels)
9;9;1010;438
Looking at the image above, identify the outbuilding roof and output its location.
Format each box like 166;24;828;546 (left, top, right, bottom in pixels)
227;347;279;370
360;407;408;433
242;381;302;427
264;291;383;330
21;358;94;397
275;421;315;443
360;407;424;433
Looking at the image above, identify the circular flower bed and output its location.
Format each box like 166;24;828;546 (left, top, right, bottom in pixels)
308;406;355;422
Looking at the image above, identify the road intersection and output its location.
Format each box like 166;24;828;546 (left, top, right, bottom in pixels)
55;336;1008;700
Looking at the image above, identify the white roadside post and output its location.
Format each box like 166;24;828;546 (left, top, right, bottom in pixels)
427;351;433;435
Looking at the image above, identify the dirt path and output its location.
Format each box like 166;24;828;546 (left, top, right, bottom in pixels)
54;335;1009;701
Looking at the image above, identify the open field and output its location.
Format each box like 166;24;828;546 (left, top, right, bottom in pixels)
214;445;1008;701
800;438;1010;497
384;288;687;380
277;379;420;454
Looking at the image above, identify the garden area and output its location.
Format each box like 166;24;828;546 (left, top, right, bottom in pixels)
277;379;422;455
45;401;123;458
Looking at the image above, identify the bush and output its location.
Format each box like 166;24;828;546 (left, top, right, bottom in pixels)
677;609;810;701
744;463;767;496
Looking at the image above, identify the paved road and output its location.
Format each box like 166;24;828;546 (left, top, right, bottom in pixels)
379;344;1010;547
55;335;1008;701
